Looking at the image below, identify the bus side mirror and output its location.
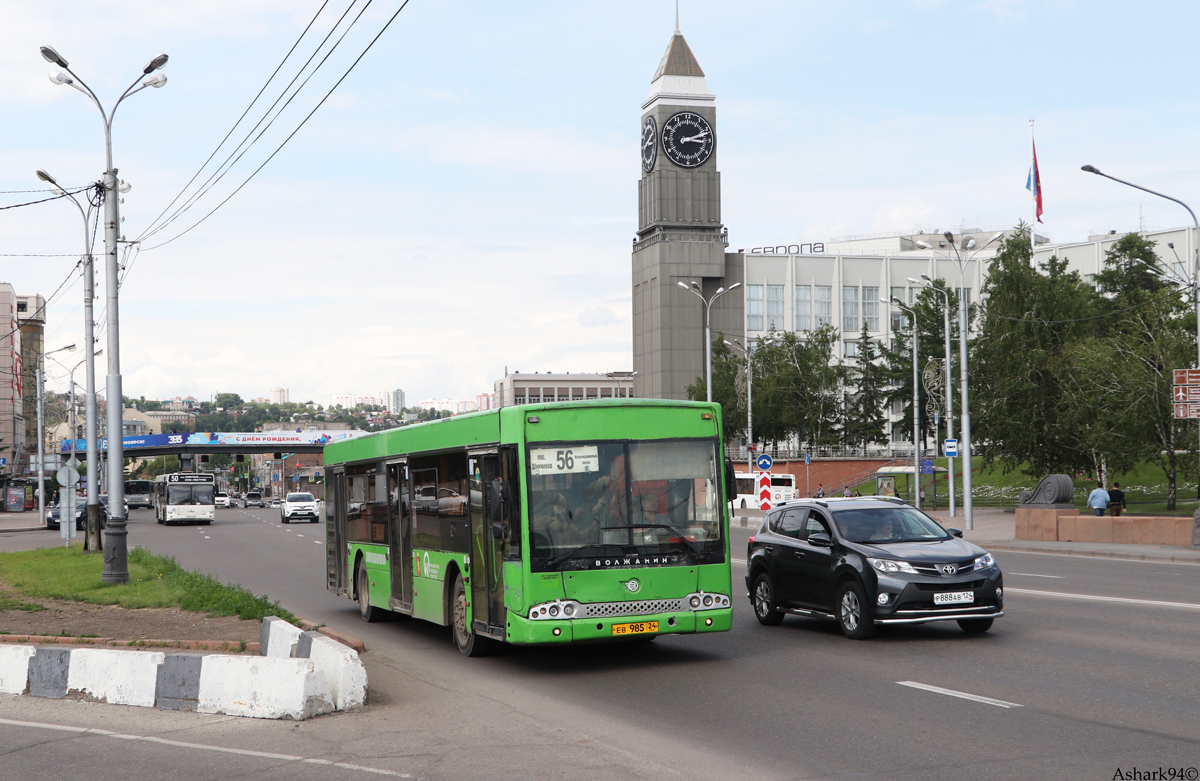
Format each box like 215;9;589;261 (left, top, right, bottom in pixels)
724;460;736;498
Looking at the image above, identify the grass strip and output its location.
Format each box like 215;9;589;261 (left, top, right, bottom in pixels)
0;545;295;623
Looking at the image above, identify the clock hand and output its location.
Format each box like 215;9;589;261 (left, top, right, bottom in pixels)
680;130;710;144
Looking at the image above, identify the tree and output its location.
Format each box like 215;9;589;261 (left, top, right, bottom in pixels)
752;327;843;450
685;333;746;444
841;322;888;449
215;393;243;410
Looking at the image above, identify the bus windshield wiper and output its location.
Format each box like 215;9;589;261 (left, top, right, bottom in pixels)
601;524;700;556
543;542;611;569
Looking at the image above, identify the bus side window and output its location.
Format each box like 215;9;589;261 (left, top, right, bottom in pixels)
502;447;521;560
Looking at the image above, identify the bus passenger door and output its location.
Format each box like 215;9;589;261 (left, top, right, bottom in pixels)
469;452;506;638
328;468;348;595
387;460;412;612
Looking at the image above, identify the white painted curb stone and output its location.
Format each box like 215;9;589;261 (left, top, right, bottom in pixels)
67;648;166;707
306;634;367;711
197;655;333;720
0;645;36;694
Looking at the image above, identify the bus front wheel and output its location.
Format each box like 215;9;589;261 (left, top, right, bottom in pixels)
452;575;491;657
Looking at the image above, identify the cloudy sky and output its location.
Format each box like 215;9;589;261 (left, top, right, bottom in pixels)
3;1;1198;404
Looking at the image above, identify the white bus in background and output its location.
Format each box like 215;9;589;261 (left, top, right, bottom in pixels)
154;472;216;525
124;479;154;509
731;472;797;509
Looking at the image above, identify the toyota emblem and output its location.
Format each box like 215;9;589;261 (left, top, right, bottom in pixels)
941;564;957;575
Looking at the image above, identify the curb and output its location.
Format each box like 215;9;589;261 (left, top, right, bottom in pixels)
985;542;1200;564
0;526;53;534
297;618;366;654
0;617;366;720
0;635;257;653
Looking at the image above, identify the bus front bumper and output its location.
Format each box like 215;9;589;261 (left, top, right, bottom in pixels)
505;607;732;645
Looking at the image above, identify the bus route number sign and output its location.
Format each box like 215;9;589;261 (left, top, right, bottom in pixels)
530;446;600;475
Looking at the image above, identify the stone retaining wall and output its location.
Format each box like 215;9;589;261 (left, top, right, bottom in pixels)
1016;507;1194;547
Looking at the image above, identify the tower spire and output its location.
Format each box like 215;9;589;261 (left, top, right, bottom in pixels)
675;0;680;34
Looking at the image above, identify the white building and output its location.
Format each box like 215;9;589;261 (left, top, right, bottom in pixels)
493;373;635;408
0;284;23;473
391;389;405;413
269;387;289;405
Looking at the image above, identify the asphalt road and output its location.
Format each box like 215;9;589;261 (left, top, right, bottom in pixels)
1;507;1198;780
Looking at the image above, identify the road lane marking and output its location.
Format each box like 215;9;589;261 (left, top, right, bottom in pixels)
1008;573;1063;578
1007;588;1200;610
897;681;1022;709
0;717;411;776
732;558;746;565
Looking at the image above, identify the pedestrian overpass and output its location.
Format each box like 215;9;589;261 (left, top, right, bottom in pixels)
59;430;365;458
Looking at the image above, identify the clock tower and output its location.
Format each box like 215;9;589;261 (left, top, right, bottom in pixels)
632;28;743;401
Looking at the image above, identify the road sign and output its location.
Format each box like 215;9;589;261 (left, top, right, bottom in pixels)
1174;369;1200;386
758;471;772;511
944;439;958;457
756;454;773;471
803;454;810;465
56;466;79;486
0;457;6;466
1175;403;1200;419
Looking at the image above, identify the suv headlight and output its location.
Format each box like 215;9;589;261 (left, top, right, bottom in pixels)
973;553;996;571
867;558;918;574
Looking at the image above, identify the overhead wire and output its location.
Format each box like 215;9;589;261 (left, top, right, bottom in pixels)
139;0;413;252
134;0;333;243
137;0;371;244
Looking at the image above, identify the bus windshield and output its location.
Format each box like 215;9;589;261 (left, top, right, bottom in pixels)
167;485;215;505
527;439;723;570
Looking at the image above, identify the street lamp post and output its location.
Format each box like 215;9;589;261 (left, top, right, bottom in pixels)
915;231;1004;530
886;298;921;509
36;169;102;548
61;353;99;545
36;344;75;528
1082;164;1200;496
42;44;169;583
725;337;776;478
678;280;742;402
913;275;955;518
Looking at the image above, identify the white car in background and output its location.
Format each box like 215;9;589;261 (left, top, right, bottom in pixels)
281;492;320;524
214;492;231;508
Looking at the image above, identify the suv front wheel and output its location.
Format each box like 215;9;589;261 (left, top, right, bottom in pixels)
836;581;876;639
752;573;784;626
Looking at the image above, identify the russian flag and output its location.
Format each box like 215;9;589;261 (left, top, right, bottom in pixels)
1026;139;1043;223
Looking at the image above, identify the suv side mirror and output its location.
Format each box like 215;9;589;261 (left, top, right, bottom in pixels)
946;527;964;538
807;532;832;548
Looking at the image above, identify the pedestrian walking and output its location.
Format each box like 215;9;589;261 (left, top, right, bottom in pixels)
1086;482;1110;517
816;484;825;498
1108;482;1126;517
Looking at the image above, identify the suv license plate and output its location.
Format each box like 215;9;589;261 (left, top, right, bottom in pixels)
612;621;658;636
934;591;974;605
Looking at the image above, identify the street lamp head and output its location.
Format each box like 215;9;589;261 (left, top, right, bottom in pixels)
1169;242;1175;249
727;282;742;291
920;273;932;282
965;239;977;250
887;297;900;305
47;70;74;87
715;286;725;296
916;240;932;250
1081;164;1100;174
40;45;68;68
35;169;57;184
143;53;169;74
907;277;919;285
142;73;167;89
690;281;701;290
676;281;689;291
943;231;954;243
986;231;1004;246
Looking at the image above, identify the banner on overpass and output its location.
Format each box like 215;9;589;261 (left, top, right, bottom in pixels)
60;430;365;453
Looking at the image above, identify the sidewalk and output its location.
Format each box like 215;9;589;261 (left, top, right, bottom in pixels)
0;513;50;533
735;504;1200;564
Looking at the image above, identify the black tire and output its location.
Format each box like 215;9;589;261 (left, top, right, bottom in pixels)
958;618;994;634
357;561;387;623
752;572;784;626
452;575;491;657
282;516;289;524
311;518;319;524
836;581;876;639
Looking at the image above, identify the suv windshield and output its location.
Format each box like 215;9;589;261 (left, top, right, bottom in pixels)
528;439;724;570
288;493;314;502
832;506;950;543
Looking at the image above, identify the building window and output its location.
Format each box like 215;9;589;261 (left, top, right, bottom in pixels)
814;286;832;327
862;287;879;331
747;285;764;331
795;286;811;331
955;287;972;305
844;340;860;358
766;285;784;331
889;286;907;331
843;286;859;332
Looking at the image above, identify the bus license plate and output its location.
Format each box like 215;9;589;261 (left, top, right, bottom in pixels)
612;621;658;636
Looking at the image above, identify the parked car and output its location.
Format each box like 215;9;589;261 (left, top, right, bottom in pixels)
746;497;1003;639
214;492;231;508
281;492;320;524
244;491;264;508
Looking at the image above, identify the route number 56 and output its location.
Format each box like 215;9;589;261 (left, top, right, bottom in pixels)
556;450;574;470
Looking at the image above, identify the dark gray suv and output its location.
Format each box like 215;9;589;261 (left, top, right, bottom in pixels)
244;491;264;508
746;497;1003;639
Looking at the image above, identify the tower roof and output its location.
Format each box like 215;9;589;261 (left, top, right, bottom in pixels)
652;34;705;81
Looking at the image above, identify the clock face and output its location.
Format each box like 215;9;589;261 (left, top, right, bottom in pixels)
641;115;658;173
661;111;714;169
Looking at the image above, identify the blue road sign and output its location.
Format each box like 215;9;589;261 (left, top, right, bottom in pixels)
803;454;810;465
944;439;958;457
756;454;773;471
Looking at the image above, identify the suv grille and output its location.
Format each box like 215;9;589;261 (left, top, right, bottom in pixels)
911;559;978;577
582;599;683;618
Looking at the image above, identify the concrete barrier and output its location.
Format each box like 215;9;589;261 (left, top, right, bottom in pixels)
27;647;72;699
197;654;334;720
156;653;203;711
261;616;303;658
0;645;36;694
67;648;165;707
297;631;366;710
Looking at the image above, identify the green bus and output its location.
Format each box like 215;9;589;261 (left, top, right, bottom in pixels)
323;399;735;656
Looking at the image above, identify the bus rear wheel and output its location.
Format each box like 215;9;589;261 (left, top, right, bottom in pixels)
452;575;491;657
357;561;387;623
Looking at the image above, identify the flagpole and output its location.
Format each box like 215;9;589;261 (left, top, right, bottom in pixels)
1030;119;1036;252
